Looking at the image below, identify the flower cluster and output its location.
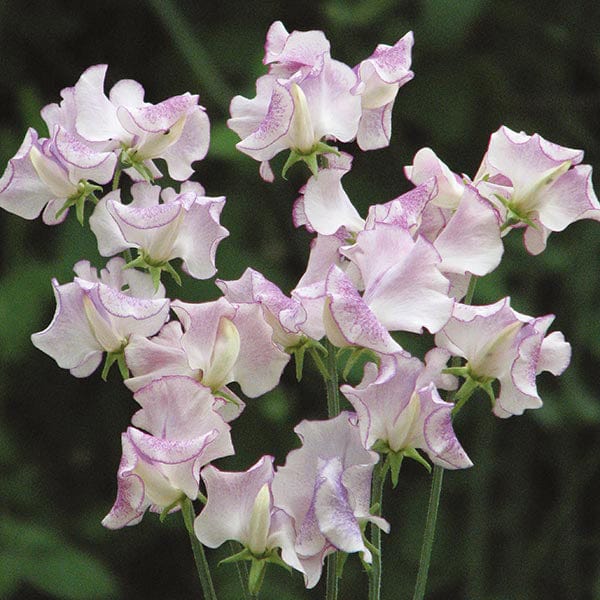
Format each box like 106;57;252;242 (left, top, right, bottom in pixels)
2;20;598;598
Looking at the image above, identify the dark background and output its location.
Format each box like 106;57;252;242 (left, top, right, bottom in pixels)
1;1;599;598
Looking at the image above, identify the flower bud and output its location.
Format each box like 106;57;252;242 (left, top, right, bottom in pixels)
82;294;125;353
202;317;241;390
288;83;315;154
247;484;272;556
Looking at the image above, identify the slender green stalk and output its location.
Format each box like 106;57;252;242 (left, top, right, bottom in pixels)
111;165;121;192
181;497;218;600
325;556;339;600
324;339;340;417
412;464;444;600
323;339;340;600
412;275;479;600
368;459;390;600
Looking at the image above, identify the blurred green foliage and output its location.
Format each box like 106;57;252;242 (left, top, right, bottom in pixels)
0;0;599;598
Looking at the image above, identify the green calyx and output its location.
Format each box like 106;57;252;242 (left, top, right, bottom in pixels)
123;251;182;291
119;146;155;182
101;348;129;381
54;180;103;225
493;193;538;230
219;546;291;595
372;441;429;487
286;337;329;382
442;366;496;415
339;346;381;382
281;141;341;179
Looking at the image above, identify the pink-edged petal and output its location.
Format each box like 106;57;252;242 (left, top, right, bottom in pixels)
314;458;366;555
74;64;124;142
131;375;232;456
355;32;414;95
404;147;465;209
161;106;210;180
108;78;146;108
31;279;102;375
537;331;571;376
217;268;306;347
92;283;170;340
264;21;330;71
324;265;403;354
51;126;117;185
102;433;148;529
419;385;472;469
304;58;361;143
171;298;237;374
535;164;600;231
346;226;453;334
230;303;290;397
366;181;435;232
124;323;196;392
296;152;364;235
341;353;421;449
89;191;130;257
0;129;58;220
117;93;198;135
172;194;229;280
356;103;393;151
234;80;295;161
480;126;583;191
434;185;503;276
194;456;275;548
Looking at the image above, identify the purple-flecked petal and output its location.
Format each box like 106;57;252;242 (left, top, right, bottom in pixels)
324;265;403;353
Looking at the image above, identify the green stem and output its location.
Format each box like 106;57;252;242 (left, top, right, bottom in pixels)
324;340;340;418
325;555;339;600
181;497;218;600
111;165;122;192
412;464;444;600
368;459;390;600
412;274;479;600
451;377;480;416
323;339;340;600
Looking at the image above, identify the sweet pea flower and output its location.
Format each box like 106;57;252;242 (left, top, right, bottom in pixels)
272;412;389;588
72;64;210;181
216;268;307;349
90;181;228;286
403;147;465;209
292;152;365;236
0;127;116;224
353;31;414;150
31;258;169;378
194;456;303;592
102;376;234;529
435;298;572;417
126;297;289;400
228;23;362;179
474;126;600;253
341;351;471;473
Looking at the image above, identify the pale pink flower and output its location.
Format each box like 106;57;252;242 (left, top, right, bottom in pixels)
435;298;571;417
102;376;234;528
31;258;169;377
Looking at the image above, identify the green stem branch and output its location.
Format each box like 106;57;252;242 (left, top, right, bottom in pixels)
323;339;340;600
369;459;390;600
181;498;218;600
412;464;444;600
412;275;479;600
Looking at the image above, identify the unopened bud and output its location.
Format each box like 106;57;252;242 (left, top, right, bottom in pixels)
288;83;315;154
247;484;271;556
203;317;241;391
